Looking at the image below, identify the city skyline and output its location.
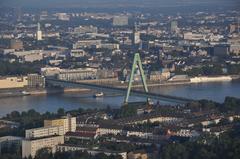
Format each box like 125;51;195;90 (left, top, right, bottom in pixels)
0;0;240;159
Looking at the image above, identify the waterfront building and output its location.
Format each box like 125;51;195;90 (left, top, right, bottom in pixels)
41;67;61;77
149;71;170;81
44;115;77;134
25;126;65;139
113;16;128;26
22;135;64;158
27;74;45;88
57;68;98;81
96;69;116;79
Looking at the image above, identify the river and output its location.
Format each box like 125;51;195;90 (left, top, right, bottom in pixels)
0;81;240;117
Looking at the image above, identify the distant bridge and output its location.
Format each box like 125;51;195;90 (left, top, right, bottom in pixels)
46;78;194;104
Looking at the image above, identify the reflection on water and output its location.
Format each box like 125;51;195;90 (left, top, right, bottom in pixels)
0;81;239;117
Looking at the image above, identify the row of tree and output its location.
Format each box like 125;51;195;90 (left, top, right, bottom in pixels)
160;124;240;159
0;60;44;76
186;96;240;112
176;64;240;77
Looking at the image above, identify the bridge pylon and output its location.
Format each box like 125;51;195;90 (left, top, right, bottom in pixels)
124;53;149;104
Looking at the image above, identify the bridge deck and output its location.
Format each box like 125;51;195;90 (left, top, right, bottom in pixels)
46;78;195;104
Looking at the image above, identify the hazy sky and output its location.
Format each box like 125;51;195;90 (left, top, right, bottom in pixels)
1;0;239;8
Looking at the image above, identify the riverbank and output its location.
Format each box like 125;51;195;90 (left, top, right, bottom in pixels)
0;75;239;98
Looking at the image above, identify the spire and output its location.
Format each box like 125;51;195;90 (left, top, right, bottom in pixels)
37;22;42;41
37;22;41;31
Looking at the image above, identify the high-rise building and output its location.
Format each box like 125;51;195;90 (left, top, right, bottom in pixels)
22;115;76;158
113;16;128;26
132;23;141;45
170;21;178;33
36;23;42;41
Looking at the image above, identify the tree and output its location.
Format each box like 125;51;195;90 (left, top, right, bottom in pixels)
35;148;53;159
223;97;240;111
120;105;137;117
57;108;65;116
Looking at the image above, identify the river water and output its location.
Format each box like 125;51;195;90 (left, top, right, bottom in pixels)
0;81;239;117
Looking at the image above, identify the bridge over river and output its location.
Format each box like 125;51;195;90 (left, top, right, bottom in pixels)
46;78;195;104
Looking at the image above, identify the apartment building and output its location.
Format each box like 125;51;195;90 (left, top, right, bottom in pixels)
44;115;77;134
25;126;64;139
22;135;64;158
